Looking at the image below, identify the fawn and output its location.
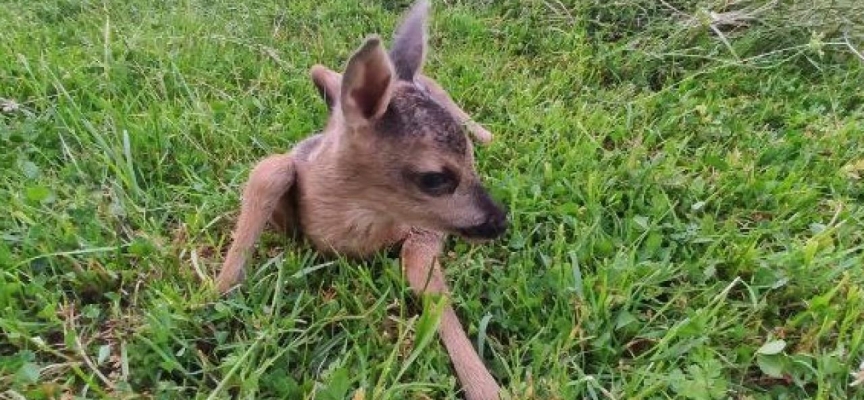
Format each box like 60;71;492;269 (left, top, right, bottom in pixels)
215;1;506;398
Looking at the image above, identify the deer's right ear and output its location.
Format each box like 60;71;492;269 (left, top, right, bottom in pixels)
340;36;394;126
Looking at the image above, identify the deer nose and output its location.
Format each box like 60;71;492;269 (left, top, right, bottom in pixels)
460;207;508;239
485;209;508;237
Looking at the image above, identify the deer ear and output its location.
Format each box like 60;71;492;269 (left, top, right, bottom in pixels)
310;64;342;110
340;36;394;124
389;0;429;81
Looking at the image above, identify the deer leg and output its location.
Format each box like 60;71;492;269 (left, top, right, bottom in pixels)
400;230;500;400
215;153;296;294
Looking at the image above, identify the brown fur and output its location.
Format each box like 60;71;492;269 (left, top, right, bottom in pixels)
215;1;505;399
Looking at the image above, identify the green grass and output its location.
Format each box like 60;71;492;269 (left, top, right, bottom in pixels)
2;0;864;398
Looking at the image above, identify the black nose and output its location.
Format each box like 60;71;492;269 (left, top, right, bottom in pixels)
459;208;508;240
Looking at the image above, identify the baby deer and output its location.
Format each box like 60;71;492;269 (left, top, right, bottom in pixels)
215;1;506;398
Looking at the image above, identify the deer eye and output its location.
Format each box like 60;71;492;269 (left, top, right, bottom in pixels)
415;170;458;196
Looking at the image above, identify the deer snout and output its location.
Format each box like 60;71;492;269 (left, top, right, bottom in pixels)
459;210;507;239
457;185;508;240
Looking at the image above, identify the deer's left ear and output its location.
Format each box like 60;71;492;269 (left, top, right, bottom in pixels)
389;0;429;81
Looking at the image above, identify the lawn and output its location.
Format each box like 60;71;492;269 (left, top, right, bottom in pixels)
2;0;863;398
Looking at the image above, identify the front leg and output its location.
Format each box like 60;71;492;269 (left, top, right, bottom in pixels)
400;229;501;400
215;154;296;294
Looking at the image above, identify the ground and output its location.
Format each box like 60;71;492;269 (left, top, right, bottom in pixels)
2;0;864;399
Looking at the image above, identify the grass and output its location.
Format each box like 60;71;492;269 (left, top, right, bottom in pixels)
2;0;864;398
